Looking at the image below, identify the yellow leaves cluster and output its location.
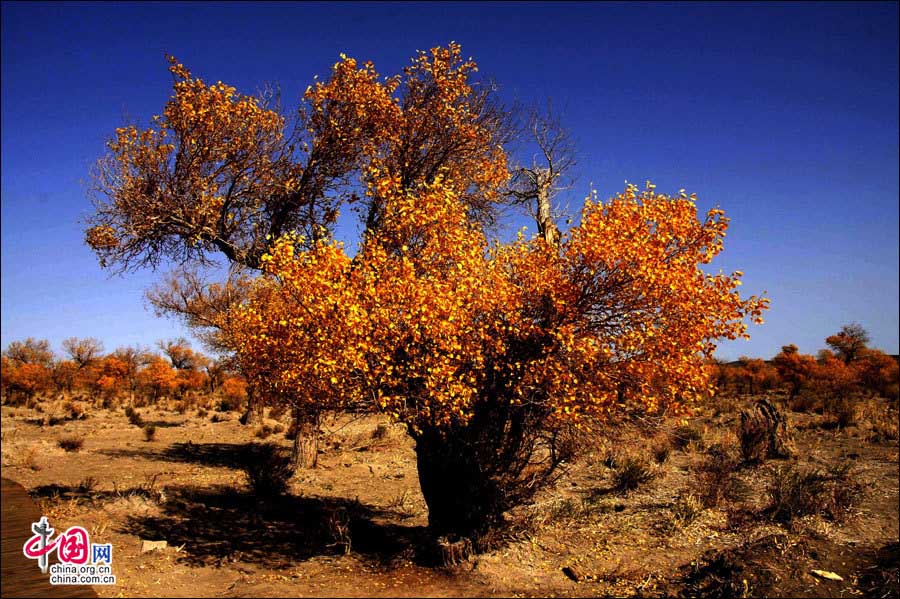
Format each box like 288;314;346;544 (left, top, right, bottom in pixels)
227;180;768;430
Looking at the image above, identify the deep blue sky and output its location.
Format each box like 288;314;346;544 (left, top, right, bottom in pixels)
2;1;898;360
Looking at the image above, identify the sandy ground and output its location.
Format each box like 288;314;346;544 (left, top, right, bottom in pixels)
1;394;897;597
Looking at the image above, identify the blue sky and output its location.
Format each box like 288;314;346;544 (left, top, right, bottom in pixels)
2;1;898;360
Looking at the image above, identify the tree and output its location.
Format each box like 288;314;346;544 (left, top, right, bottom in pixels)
111;346;146;405
852;349;899;399
158;338;208;371
735;357;777;395
4;338;54;368
3;339;54;402
138;356;178;403
229;179;767;540
52;360;79;393
504;103;575;245
772;344;817;400
62;337;104;369
87;45;768;539
825;323;870;365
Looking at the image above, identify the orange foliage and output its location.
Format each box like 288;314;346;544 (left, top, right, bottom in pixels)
138;356;178;401
220;375;248;403
5;362;53;398
772;344;818;398
853;349;900;398
229;179;768;431
86;44;509;272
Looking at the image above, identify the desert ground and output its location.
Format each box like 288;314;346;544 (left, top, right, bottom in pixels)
2;394;897;598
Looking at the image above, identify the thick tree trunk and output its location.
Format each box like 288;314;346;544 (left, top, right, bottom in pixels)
414;428;503;540
290;408;319;470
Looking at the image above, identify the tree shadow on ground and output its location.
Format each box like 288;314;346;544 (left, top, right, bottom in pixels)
125;484;429;569
98;442;256;469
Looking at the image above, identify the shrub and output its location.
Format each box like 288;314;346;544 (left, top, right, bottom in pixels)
197;407;208;418
77;477;97;493
787;390;820;413
694;444;744;507
651;436;672;464
125;406;143;426
255;424;274;439
143;424;157;442
612;454;657;493
217;396;238;412
767;464;859;524
825;396;858;429
663;492;704;532
865;403;899;443
372;423;391;440
671;424;703;451
58;435;84;452
267;403;287;421
242;443;293;497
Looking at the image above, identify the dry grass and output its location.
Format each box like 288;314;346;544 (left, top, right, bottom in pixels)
57;434;84;452
612;454;657;493
767;463;860;524
242;442;293;497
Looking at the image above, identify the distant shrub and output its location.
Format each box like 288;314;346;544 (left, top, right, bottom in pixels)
125;406;143;427
143;424;157;442
663;492;704;533
865;402;899;443
371;423;391;440
197;407;208;418
825;396;858;429
217;396;239;413
77;476;97;493
58;435;84;452
788;390;820;413
255;424;274;439
267;403;287;421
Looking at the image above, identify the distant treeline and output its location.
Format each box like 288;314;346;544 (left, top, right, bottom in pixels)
1;336;247;407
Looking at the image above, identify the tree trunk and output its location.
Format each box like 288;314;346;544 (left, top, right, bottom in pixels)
536;187;560;246
290;408;318;470
414;428;503;541
241;386;261;425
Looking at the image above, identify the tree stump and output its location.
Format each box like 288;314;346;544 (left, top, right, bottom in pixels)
739;398;794;462
437;536;473;567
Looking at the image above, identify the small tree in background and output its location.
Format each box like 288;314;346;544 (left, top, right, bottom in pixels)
772;344;818;401
826;323;870;365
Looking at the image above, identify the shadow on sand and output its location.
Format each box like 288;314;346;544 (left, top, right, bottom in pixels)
125;484;429;568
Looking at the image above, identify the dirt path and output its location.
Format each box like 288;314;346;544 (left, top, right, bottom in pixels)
1;477;97;598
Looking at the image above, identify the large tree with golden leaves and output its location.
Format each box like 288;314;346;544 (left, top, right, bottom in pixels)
228;177;768;538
